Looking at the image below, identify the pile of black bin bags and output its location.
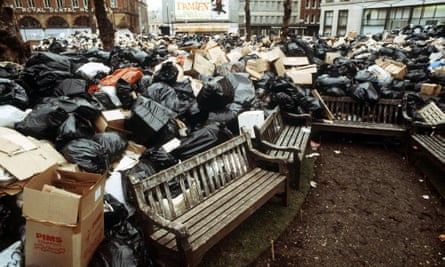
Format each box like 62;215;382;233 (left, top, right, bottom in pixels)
1;25;445;266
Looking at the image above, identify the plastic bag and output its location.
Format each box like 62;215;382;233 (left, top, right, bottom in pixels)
142;82;190;115
171;122;233;160
316;74;352;90
61;138;109;173
92;132;128;164
141;147;178;172
116;78;134;109
197;76;234;111
152;61;179;86
89;194;153;267
0;240;23;267
0;105;28;128
56;113;95;149
15;105;68;140
53;78;87;97
298;96;326;119
125;96;177;146
226;73;255;108
0;78;29;110
348;82;380;105
76;62;111;80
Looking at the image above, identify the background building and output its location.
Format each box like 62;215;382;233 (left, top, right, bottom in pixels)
319;0;445;37
237;0;303;37
8;0;141;41
159;0;239;35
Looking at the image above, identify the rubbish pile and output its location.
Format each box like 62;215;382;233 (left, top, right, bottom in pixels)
0;24;444;266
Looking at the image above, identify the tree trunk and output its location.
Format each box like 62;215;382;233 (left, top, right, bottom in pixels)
244;0;251;42
0;0;27;63
281;0;291;41
93;0;114;50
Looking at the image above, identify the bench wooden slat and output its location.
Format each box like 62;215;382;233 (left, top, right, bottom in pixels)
411;134;445;171
154;169;284;250
131;132;290;267
313;96;408;137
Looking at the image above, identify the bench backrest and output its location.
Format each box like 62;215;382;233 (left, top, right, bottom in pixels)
131;133;253;220
417;102;445;125
254;106;283;145
322;96;403;124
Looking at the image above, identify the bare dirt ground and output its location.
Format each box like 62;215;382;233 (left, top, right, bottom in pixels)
252;133;445;267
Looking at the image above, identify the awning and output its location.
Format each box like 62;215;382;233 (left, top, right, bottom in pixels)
175;25;230;32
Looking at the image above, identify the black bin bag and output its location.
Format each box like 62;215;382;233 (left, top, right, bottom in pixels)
92;132;128;164
171;122;233;160
125;96;177;146
0;78;29;110
197;76;234;112
61;138;109;173
55;113;95;149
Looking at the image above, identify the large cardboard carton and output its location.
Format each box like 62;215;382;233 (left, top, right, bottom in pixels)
325;52;342;64
420;83;442;96
95;109;131;135
282;57;310;66
286;64;317;85
23;166;105;267
377;59;407;80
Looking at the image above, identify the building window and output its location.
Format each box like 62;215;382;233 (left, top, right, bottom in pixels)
110;0;117;8
44;0;50;7
72;0;79;7
15;0;23;7
28;0;35;7
324;11;333;36
305;0;309;8
56;0;63;8
337;10;348;36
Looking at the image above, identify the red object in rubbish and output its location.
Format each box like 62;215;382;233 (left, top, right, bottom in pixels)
100;67;143;87
88;84;99;94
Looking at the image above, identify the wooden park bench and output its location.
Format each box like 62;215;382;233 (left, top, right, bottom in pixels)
130;131;292;267
253;106;312;189
312;95;411;137
410;102;445;172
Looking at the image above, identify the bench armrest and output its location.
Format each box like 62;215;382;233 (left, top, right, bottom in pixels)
261;140;301;154
248;147;292;165
141;205;190;238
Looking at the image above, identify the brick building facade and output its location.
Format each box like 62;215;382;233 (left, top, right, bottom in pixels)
7;0;142;40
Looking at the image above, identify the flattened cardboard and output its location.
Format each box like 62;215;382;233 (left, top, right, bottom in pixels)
0;127;66;181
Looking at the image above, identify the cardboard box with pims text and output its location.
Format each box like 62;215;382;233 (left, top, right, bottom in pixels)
23;166;105;267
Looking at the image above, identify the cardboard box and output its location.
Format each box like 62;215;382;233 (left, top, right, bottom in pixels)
95;109;131;135
286;64;317;85
325;52;342;64
246;58;270;80
238;110;265;138
193;53;215;76
282;57;310;66
420;83;442;96
24;166;105;267
377;59;407;80
0;127;66;197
